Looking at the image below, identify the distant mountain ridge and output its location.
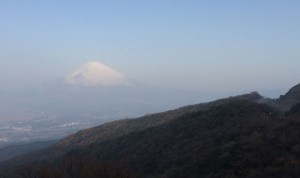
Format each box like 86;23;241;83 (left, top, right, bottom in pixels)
0;140;56;162
1;83;300;177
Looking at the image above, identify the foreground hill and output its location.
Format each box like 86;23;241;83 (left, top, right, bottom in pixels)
1;84;300;177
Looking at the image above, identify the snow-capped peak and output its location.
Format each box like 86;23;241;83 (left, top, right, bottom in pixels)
65;61;131;87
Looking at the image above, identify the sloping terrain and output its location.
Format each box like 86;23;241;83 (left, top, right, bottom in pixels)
276;83;300;111
1;84;300;177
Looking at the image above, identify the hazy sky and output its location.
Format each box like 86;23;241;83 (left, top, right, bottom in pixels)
0;0;300;92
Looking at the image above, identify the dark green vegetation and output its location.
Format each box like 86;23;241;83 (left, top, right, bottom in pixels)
1;84;300;178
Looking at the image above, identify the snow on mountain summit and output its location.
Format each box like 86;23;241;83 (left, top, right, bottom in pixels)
65;61;131;87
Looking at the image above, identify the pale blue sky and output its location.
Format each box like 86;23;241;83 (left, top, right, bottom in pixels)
0;0;300;92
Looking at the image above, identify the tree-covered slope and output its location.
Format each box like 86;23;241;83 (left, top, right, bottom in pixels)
1;86;300;177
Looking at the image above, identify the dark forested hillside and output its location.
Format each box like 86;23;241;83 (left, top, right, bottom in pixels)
1;84;300;178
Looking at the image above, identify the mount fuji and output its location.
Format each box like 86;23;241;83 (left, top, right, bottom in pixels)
0;61;217;146
65;61;131;87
